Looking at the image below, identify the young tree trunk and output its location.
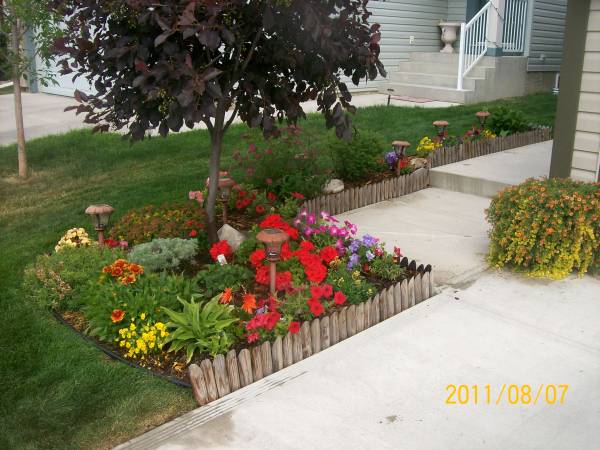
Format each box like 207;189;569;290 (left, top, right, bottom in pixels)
10;13;27;178
205;103;227;243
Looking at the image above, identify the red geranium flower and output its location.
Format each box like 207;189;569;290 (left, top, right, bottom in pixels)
291;192;305;200
111;309;125;323
209;240;233;262
307;298;324;316
280;242;292;261
235;200;245;210
275;271;293;291
299;241;314;251
255;264;270;285
319;246;338;264
267;192;277;202
250;249;266;268
247;332;260;343
188;229;198;238
321;284;333;298
265;311;281;331
255;204;266;214
333;291;347;305
288;321;300;334
305;264;327;284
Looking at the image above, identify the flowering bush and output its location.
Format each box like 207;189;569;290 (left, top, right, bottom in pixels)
109;202;206;245
229;125;332;198
463;126;496;142
487;178;599;279
102;259;144;285
55;228;92;252
415;137;442;158
209;240;233;262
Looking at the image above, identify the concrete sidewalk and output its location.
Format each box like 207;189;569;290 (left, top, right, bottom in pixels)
0;92;455;146
338;188;492;286
117;272;600;450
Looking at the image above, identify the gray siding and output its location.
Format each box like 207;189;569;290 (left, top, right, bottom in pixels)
447;0;467;22
369;0;447;71
527;0;568;71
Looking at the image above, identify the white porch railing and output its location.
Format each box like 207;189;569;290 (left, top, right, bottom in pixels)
502;0;528;53
456;2;492;90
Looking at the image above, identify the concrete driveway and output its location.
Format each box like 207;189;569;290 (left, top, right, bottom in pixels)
0;92;88;146
117;271;600;450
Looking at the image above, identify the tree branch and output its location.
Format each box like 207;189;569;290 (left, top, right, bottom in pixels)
223;102;239;133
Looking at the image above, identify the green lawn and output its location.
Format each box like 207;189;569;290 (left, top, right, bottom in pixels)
0;93;556;449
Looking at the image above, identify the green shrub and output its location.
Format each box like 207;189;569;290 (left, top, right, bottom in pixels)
486;178;599;279
109;202;206;245
128;238;198;273
326;265;376;305
23;245;125;311
369;255;406;281
229;126;332;198
488;106;529;136
196;263;254;297
329;129;386;182
163;296;240;361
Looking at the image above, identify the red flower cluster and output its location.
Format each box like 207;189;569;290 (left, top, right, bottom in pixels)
259;214;299;240
209;240;233;262
306;284;347;318
319;246;338;265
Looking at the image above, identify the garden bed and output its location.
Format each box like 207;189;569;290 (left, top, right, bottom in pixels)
188;258;434;406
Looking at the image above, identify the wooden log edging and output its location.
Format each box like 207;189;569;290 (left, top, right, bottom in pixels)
301;167;430;215
427;127;552;169
188;262;435;406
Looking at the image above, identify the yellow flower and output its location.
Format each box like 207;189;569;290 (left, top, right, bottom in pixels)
140;313;146;321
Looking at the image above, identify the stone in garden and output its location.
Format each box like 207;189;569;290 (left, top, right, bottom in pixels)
323;179;344;194
218;224;246;251
410;158;429;169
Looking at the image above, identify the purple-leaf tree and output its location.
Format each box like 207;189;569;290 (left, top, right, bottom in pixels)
54;0;385;241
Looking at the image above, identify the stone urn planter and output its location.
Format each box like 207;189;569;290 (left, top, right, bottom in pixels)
439;22;461;53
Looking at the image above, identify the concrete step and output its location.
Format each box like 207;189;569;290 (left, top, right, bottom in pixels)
388;71;483;90
397;60;491;78
409;52;497;67
430;141;553;197
378;82;471;103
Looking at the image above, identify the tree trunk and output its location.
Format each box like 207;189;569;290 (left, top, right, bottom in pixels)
10;12;27;178
205;103;227;243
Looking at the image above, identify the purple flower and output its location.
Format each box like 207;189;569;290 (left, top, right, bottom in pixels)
365;250;375;261
349;239;361;254
338;228;348;238
385;151;398;167
344;220;358;235
362;234;378;247
347;253;360;269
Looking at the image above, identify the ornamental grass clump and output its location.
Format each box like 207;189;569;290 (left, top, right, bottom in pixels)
486;178;599;279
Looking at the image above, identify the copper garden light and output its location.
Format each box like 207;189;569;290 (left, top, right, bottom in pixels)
476;111;490;129
433;120;449;140
256;228;289;296
218;173;235;225
85;204;114;246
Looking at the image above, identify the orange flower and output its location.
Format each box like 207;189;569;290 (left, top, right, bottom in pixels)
102;266;111;273
114;259;126;268
220;288;233;304
129;263;143;274
111;309;125;323
241;294;257;314
111;267;123;277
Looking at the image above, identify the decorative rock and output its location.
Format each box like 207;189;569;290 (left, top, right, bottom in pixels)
323;179;345;194
217;224;246;251
410;158;428;169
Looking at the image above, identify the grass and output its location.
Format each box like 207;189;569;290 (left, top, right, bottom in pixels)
0;93;556;449
0;84;14;95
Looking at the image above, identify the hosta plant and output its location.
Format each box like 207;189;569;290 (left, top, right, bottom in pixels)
163;296;240;362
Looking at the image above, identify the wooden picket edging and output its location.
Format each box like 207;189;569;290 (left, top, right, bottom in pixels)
427;127;552;168
301;167;430;215
188;259;435;406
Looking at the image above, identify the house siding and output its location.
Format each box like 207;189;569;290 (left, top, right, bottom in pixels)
447;0;467;22
570;0;600;181
527;0;568;72
355;0;447;89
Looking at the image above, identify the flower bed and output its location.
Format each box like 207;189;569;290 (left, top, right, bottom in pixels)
188;258;434;406
26;207;436;396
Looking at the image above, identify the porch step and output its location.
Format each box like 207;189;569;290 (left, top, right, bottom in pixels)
397;60;492;78
409;52;497;67
380;82;472;104
388;71;484;90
